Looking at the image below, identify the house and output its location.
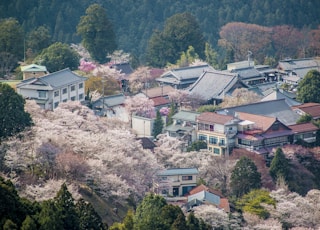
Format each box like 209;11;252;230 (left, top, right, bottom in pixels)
216;99;301;126
141;85;175;99
261;88;300;107
188;69;247;105
292;103;320;121
236;112;293;155
131;115;154;138
157;168;198;196
164;110;200;146
196;112;239;156
277;58;320;84
150;96;170;110
110;62;133;92
136;137;157;152
91;93;129;121
288;122;319;144
16;68;86;110
156;64;212;89
21;64;48;80
185;184;230;212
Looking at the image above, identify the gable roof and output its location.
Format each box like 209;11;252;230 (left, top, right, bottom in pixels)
278;58;320;72
187;190;220;206
93;93;126;108
292;103;320;119
188;70;240;101
261;88;300;107
216;99;300;125
231;67;263;81
21;64;47;72
150;96;170;107
110;62;133;76
17;68;86;90
157;64;212;85
288;122;319;133
141;85;175;98
197;112;234;125
236;112;276;131
158;168;198;176
172;110;200;122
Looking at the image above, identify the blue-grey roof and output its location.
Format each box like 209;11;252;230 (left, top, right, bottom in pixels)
216;98;300;125
278;58;320;71
158;168;198;176
261;89;300;107
231;67;263;80
188;70;240;101
172;110;200;122
93;93;126;108
157;64;212;85
111;62;133;75
17;68;86;90
187;190;220;205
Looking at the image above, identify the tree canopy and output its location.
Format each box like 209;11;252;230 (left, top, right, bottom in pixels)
35;42;80;72
230;156;261;197
0;83;32;140
269;148;290;182
297;70;320;103
77;4;117;63
147;12;205;67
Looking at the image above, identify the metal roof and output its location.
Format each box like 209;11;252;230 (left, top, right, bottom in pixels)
158;168;198;176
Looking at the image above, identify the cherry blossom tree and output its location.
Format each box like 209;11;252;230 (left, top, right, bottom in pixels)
219;88;261;108
125;94;155;118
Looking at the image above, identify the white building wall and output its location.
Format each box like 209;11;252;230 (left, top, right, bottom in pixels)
132;115;154;138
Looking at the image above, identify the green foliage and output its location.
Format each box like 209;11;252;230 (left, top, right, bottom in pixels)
230;157;261;198
147;12;205;67
176;46;199;67
187;140;207;152
152;110;164;138
167;102;177;126
3;219;18;230
197;104;220;113
296;113;313;124
0;83;32;140
76;199;106;230
269;148;289;182
35;42;80;72
36;200;64;230
26;26;52;57
237;189;276;219
21;215;37;230
186;212;199;230
77;4;117;63
171;213;188;230
297;70;320;103
204;42;219;68
133;193;168;230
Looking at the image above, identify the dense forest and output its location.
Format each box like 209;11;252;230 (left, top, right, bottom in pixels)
1;0;320;62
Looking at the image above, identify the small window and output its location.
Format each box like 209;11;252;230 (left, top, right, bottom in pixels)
71;85;75;91
199;134;207;141
63;99;67;102
79;83;83;89
54;91;59;97
38;91;46;98
213;148;220;155
71;96;76;101
182;176;192;181
209;136;218;144
63;88;67;94
54;102;59;108
79;93;83;100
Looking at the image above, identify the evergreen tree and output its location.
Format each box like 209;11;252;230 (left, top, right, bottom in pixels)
269;148;290;182
133;193;167;230
36;200;63;230
160;204;184;228
54;183;79;230
297;70;320;103
77;4;117;63
76;199;106;230
230;156;261;198
152;110;164;138
35;42;80;72
0;83;32;140
21;215;37;230
171;213;188;230
186;212;200;230
167;102;177;126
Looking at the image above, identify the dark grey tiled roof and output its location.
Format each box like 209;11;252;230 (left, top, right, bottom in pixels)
92;93;125;108
216;98;300;125
278;58;320;71
231;67;262;80
172;110;200;122
188;70;238;101
261;89;300;107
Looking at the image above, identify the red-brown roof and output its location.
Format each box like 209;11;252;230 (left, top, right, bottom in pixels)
197;112;234;124
288;122;319;133
292;103;320;118
187;184;224;197
151;96;170;107
219;198;230;212
142;85;175;98
236;112;276;131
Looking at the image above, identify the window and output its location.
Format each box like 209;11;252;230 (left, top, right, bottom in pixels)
182;176;192;181
198;134;207;141
79;83;83;89
161;176;167;181
210;124;214;131
54;102;59;108
63;88;67;94
63;99;67;102
213;148;220;155
79;93;84;100
71;96;76;101
54;91;59;97
38;90;46;98
219;138;225;146
71;85;75;91
209;136;218;144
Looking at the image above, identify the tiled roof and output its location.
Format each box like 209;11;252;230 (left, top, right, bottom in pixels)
236;112;276;131
93;94;126;108
162;64;211;81
261;88;300;107
216;99;300;125
292;103;320;118
158;168;198;176
289;122;319;133
197;112;234;124
141;85;175;98
219;198;230;212
188;70;239;101
21;64;47;72
231;67;262;80
172;110;200;122
150;96;170;107
278;58;320;71
188;184;224;198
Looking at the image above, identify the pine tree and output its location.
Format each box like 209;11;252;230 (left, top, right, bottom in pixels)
152;110;164;138
269;148;289;182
